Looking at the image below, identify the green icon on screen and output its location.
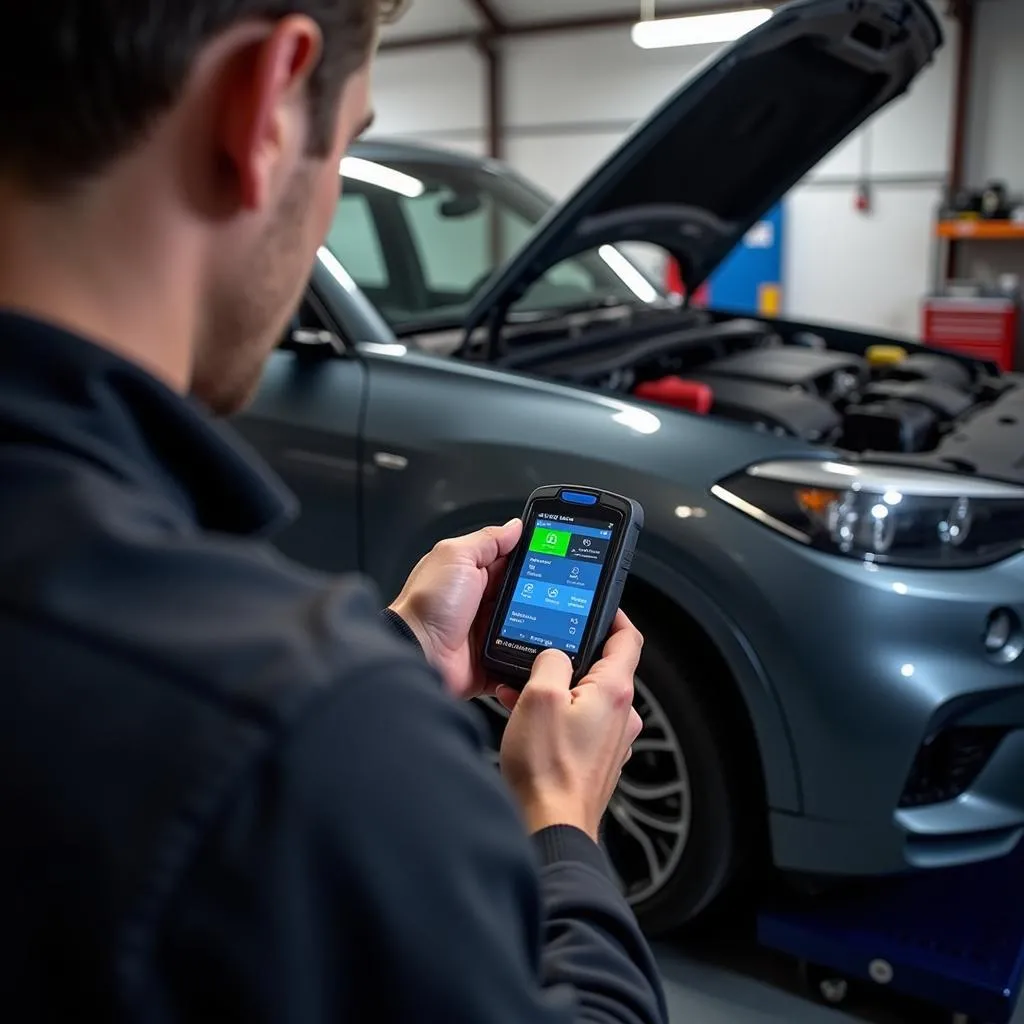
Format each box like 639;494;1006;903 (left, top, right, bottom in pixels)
529;526;570;557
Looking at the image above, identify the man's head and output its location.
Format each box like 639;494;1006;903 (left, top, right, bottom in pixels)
0;1;405;413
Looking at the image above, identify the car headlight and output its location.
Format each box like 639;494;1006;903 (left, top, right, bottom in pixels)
711;459;1024;568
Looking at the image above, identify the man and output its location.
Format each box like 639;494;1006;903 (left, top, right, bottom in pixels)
0;2;668;1022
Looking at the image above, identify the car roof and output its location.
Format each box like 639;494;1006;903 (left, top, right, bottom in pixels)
347;137;489;170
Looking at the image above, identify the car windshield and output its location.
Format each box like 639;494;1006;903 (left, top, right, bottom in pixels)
324;152;663;334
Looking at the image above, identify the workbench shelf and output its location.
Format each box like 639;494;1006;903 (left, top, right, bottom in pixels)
937;220;1024;241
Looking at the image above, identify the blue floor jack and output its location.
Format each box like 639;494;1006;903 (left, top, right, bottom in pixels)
757;844;1024;1022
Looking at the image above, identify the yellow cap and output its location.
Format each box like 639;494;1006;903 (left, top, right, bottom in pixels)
866;344;907;367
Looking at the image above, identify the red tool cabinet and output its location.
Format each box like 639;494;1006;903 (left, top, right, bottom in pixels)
921;296;1020;371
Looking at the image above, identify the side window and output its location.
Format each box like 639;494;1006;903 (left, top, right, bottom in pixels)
326;193;388;290
404;191;491;294
544;259;593;293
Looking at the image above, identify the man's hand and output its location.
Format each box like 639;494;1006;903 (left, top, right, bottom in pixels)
497;610;644;843
388;519;523;700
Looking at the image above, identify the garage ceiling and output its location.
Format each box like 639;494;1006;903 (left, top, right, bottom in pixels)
498;0;710;20
384;0;480;40
382;0;727;39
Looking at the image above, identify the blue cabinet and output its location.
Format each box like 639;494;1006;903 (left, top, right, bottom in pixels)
704;202;785;316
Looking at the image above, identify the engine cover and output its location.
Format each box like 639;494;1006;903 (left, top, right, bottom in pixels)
880;352;973;391
861;379;974;419
701;347;867;401
927;385;1024;481
687;374;841;442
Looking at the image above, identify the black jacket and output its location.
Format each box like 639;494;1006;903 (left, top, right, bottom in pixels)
0;312;667;1023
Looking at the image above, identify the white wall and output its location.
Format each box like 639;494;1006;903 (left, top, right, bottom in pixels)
787;15;956;337
369;4;960;338
371;43;488;157
502;31;719;197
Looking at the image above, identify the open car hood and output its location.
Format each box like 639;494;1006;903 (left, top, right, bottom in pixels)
462;0;942;340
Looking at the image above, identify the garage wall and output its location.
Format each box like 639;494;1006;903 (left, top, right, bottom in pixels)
785;22;955;338
502;32;717;198
372;43;488;157
370;6;959;338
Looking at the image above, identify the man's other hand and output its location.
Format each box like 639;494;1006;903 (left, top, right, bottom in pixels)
389;519;523;699
495;610;644;842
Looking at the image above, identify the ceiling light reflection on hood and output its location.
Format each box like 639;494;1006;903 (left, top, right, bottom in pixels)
340;156;425;198
598;245;659;303
631;8;773;49
612;406;661;435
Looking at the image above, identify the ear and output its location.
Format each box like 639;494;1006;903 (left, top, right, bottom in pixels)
218;15;324;211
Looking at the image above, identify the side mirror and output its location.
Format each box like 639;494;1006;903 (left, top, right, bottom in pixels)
281;327;345;358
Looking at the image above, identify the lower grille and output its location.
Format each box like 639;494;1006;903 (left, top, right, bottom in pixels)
898;726;1009;809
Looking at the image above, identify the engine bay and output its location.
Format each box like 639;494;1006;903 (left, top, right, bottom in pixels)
487;306;1024;478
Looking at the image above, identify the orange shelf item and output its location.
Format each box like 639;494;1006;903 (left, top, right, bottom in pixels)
937;219;1024;240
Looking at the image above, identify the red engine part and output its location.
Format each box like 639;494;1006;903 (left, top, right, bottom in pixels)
666;259;685;295
634;377;714;415
665;259;711;307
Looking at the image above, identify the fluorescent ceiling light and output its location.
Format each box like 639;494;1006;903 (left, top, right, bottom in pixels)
599;245;660;303
631;7;772;49
340;156;425;198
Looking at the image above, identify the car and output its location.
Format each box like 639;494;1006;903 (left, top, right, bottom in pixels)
235;0;1024;936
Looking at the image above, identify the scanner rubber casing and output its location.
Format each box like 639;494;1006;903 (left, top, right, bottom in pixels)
481;485;644;687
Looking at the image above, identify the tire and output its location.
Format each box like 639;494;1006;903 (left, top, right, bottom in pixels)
613;608;761;934
472;603;764;936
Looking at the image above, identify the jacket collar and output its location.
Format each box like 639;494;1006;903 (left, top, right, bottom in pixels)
0;310;297;537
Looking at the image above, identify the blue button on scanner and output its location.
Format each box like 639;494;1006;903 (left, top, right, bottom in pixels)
560;490;598;505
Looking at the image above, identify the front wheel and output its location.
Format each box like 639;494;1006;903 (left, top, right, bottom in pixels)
473;609;762;935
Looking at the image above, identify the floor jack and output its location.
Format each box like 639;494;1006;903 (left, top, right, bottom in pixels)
757;845;1024;1022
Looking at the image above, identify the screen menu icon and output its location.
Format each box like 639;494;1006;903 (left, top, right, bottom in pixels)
500;515;612;654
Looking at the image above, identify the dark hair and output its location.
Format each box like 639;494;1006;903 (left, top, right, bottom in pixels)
0;0;406;193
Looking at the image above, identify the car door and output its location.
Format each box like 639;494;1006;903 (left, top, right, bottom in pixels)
355;349;520;599
344;179;528;597
232;280;366;574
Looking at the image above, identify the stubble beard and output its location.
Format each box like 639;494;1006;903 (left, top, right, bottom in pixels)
191;164;317;418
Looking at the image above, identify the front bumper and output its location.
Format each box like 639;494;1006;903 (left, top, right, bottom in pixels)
713;513;1024;878
773;688;1024;877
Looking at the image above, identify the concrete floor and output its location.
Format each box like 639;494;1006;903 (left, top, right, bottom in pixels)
655;939;1024;1023
657;942;845;1023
